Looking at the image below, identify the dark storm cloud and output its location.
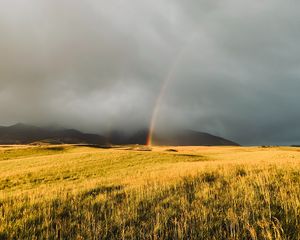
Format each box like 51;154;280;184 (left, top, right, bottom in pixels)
1;0;300;144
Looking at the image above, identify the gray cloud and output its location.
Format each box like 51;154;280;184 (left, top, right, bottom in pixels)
1;0;300;145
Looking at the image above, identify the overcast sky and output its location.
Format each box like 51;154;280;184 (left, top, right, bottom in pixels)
1;0;300;145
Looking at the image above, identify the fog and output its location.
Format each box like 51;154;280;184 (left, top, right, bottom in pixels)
1;0;300;145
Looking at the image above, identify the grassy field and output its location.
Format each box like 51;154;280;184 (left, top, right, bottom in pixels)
1;145;300;239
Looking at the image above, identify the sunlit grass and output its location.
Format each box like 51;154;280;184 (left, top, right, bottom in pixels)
1;145;300;239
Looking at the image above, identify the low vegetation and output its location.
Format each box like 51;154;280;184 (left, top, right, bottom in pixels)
1;145;300;239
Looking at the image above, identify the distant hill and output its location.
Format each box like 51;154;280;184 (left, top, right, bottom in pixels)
154;129;239;146
0;123;107;145
107;129;149;145
0;123;239;146
108;129;239;146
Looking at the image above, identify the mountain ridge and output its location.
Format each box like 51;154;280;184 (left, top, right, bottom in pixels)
0;123;239;146
108;128;239;146
0;123;107;145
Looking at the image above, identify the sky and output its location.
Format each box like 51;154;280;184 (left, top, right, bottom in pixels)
1;0;300;145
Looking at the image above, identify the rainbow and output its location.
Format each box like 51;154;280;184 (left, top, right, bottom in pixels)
146;38;195;146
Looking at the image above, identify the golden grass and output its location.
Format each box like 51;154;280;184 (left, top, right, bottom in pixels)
1;145;300;239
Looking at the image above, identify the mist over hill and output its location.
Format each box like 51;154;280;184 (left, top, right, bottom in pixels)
1;1;300;145
0;123;107;145
0;124;239;146
108;129;239;146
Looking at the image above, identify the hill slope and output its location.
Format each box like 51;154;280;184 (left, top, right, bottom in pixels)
154;129;239;146
0;123;107;145
108;129;239;146
0;124;239;146
1;145;299;238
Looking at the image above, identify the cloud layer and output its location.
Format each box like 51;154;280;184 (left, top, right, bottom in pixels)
1;0;300;145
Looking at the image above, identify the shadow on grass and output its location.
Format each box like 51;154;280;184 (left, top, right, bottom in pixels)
81;185;124;199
